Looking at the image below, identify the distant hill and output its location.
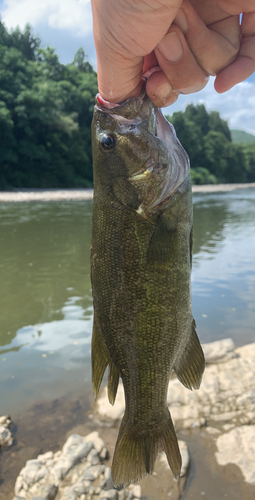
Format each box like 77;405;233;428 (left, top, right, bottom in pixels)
231;129;255;144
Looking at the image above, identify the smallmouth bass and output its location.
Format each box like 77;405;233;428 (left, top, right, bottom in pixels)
90;92;205;487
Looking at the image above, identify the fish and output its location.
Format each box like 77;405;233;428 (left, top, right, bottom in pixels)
90;91;205;488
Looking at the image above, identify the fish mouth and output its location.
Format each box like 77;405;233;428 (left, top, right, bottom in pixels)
129;160;155;182
96;89;147;109
95;91;155;130
96;94;120;109
95;93;164;141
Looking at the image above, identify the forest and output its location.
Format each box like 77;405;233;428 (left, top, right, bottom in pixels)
0;22;97;189
167;107;255;185
0;21;255;189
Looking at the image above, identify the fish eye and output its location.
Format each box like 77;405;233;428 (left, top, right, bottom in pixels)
100;133;117;151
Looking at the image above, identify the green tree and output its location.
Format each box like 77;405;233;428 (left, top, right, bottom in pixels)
0;21;98;189
190;167;217;185
184;103;210;136
223;143;247;183
240;144;255;182
167;103;253;184
208;111;231;141
166;111;204;167
73;47;94;73
203;131;228;181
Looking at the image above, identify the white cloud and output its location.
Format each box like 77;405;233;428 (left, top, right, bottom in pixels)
165;78;255;135
1;0;92;36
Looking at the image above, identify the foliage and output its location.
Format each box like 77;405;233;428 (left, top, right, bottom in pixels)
1;20;254;188
190;167;217;185
241;144;255;182
167;104;255;184
0;21;97;189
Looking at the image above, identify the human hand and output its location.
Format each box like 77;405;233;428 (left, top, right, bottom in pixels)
92;0;216;106
91;0;253;107
189;0;255;93
91;0;184;105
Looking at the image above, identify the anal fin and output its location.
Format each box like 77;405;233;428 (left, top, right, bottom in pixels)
174;319;205;390
91;315;120;404
108;362;120;405
91;316;110;400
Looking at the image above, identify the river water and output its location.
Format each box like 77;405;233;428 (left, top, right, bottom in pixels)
0;189;255;497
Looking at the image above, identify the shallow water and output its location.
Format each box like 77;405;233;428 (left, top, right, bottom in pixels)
0;201;93;417
0;189;255;497
192;189;255;347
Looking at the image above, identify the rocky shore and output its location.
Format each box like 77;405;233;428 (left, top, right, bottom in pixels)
12;431;141;500
3;338;255;499
11;431;189;500
0;183;255;203
95;339;255;487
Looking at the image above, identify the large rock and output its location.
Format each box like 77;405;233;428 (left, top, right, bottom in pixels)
97;384;125;421
96;340;255;430
30;483;58;500
215;425;255;485
167;341;255;429
13;432;148;500
0;415;13;448
99;490;118;500
202;338;236;364
50;434;94;481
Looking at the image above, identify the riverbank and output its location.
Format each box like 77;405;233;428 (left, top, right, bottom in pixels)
4;339;255;500
0;183;255;202
96;339;255;486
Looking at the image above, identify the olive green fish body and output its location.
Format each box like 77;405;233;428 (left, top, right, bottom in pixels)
91;94;204;487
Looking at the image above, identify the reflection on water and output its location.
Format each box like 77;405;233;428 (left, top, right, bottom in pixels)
0;191;255;417
0;202;93;416
192;189;255;346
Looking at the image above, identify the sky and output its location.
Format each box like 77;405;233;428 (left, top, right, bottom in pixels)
1;0;255;134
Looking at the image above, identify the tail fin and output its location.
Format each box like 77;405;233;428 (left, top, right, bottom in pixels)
111;408;181;488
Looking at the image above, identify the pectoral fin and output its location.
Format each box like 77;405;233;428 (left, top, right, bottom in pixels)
174;319;205;390
147;214;177;264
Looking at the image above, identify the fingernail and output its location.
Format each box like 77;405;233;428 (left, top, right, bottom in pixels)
157;32;183;63
174;9;188;33
179;76;210;94
154;82;172;99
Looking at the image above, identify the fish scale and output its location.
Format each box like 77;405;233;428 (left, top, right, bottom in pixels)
90;92;205;487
